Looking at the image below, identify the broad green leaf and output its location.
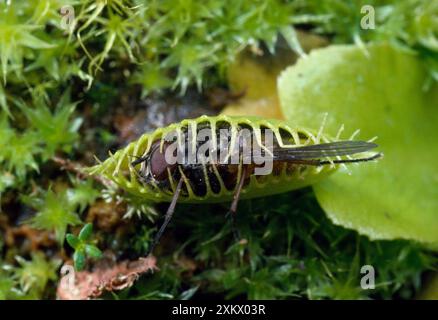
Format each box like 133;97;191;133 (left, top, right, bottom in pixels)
66;234;80;250
78;223;93;241
73;250;86;271
278;43;438;245
85;245;102;259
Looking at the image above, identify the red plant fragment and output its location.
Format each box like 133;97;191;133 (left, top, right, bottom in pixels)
57;256;157;300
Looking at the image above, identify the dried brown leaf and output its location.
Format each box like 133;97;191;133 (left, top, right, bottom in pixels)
57;256;157;300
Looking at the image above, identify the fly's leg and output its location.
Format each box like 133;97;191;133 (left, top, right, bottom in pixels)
146;177;184;257
226;165;247;241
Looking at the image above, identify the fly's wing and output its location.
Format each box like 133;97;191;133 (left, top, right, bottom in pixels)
271;141;379;161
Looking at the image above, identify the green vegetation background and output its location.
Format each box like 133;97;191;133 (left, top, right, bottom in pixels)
0;0;437;299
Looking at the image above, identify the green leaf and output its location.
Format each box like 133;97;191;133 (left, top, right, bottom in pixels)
78;223;93;241
73;250;86;271
66;234;80;250
278;43;438;245
84;245;102;259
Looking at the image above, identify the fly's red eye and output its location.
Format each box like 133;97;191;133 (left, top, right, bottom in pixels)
150;142;175;181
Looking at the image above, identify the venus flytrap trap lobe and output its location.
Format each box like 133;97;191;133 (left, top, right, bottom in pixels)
278;42;438;244
91;115;381;256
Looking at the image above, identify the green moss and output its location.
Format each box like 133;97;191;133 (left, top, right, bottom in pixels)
0;253;61;300
24;189;82;244
125;190;436;299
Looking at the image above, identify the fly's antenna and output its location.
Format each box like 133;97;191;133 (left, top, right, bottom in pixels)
129;154;148;166
128;154;149;184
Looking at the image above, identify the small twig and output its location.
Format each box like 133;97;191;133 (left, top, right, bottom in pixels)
52;156;113;187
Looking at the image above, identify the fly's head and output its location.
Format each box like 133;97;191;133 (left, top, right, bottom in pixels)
131;140;178;186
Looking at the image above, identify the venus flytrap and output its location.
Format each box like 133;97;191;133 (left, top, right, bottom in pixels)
278;43;438;244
